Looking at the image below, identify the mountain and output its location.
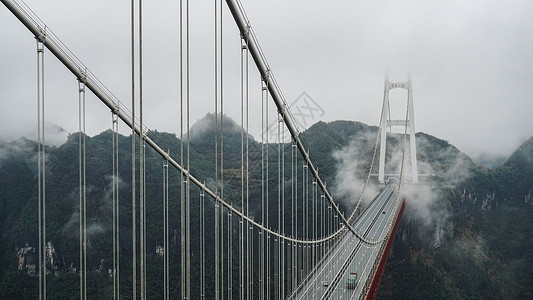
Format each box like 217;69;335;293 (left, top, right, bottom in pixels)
377;136;533;299
0;116;531;298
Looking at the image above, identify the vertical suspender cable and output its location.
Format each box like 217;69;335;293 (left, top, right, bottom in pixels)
227;24;233;291
165;155;170;300
185;1;191;298
321;191;325;263
138;0;145;297
80;79;88;300
249;220;253;300
292;143;297;289
306;162;310;279
239;35;245;300
276;113;283;299
143;141;147;298
328;203;331;261
162;158;167;300
163;160;168;300
200;182;205;299
36;40;42;300
77;75;87;300
290;143;294;293
314;178;317;265
239;29;251;300
239;49;243;300
301;161;305;281
116;116;120;300
179;0;192;298
112;112;120;300
312;180;315;273
42;41;47;300
77;78;86;300
214;1;220;298
305;161;309;276
78;85;82;300
219;3;225;298
276;115;280;300
43;42;47;300
313;180;317;267
83;84;87;300
165;151;170;300
245;36;250;300
281;120;285;299
130;0;136;296
165;161;169;300
302;162;306;279
36;38;46;300
260;81;266;300
82;78;87;300
112;115;116;299
263;78;270;299
180;0;185;298
319;188;321;270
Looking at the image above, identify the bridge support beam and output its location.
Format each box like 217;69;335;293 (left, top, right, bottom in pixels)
378;74;418;184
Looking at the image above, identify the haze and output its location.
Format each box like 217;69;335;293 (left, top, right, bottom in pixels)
1;0;532;165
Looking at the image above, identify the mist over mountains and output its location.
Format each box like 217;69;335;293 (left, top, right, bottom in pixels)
0;115;532;298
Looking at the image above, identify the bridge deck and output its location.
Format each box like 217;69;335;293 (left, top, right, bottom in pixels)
295;185;400;299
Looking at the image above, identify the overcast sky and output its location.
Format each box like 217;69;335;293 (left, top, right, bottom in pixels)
1;0;532;163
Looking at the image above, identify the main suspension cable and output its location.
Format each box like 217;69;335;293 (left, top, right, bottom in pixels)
16;0;356;249
345;75;389;225
8;0;403;267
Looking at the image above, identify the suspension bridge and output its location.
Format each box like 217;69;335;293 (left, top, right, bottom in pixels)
1;0;412;299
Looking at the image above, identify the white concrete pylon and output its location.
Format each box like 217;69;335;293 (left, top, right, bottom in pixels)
378;73;419;183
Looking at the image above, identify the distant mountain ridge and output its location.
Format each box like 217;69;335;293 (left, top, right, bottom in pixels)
0;115;531;298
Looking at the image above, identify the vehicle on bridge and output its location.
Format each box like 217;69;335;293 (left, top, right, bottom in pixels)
346;272;358;289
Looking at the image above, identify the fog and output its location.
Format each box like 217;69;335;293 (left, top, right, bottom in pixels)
1;0;532;162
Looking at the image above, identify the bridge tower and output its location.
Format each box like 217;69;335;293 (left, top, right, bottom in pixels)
378;73;418;183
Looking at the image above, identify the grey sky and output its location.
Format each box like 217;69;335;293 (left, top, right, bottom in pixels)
1;0;532;162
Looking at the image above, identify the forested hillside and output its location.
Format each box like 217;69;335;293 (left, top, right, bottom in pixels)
0;115;531;299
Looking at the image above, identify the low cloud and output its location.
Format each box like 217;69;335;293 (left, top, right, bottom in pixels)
333;131;475;248
0;121;67;147
86;223;105;237
402;184;452;248
0;139;32;167
332;131;380;214
62;175;123;238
